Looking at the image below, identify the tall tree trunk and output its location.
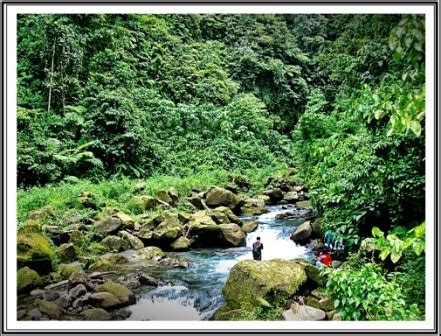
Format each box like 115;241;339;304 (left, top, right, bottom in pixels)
47;39;56;113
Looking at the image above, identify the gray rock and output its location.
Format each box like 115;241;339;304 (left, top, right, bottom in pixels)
290;221;313;243
42;291;60;301
69;284;87;299
262;188;284;204
89;291;121;309
282;302;326;321
80;308;112;320
68;271;94;290
28;309;42;320
30;289;45;298
56;293;72;309
94;217;122;234
101;235;127;252
38;300;62;319
284;191;300;203
136;273;159;286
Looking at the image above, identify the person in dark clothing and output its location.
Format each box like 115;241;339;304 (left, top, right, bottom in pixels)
252;236;264;260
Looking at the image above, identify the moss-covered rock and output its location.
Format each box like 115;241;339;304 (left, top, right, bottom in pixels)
17;267;43;293
89;291;121;309
152;214;183;241
94;216;122;234
214;206;241;224
218;224;246;247
241;221;258;233
290;221;312;243
114;212;134;230
94;281;135;305
178;211;191;224
80;308;112;320
118;231;144;250
261;188;284;204
134;246;165;260
171;236;192;251
52;262;83;281
305;296;334;312
28;206;56;221
58;243;77;263
310;218;324;237
295;200;313;209
17;231;55;274
298;261;324;287
240;198;267;216
205;187;240;210
38;300;61;319
156;190;173;204
88;253;128;272
101;235;129;252
223;259;307;310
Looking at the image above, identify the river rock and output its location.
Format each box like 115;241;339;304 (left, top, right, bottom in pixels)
68;271;94;290
222;259;307;311
187;193;205;210
305;296;334;312
42;291;60;301
218;224;246;247
94;216;122;234
69;284;87;299
257;194;271;204
114;212;134;230
134;246;165;261
17;267;43;293
94;281;135;305
296;200;313;210
205;187;240;210
240;198;267;216
56;293;72;309
88;253;128;272
262;188;284;204
213;206;241;224
38;300;61;319
306;239;324;251
209;209;230;224
81;308;112;320
171;236;192;251
28;309;42;320
284;191;300;203
89;291;121;309
137;273;159;286
241;221;258;233
102;235;128;252
290;221;313;243
118;231;144;250
152;214;183;242
310;218;324;237
282;302;325;321
59;243;77;263
17;231;54;274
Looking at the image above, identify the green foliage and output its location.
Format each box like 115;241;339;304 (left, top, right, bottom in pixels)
324;261;421;320
363;222;425;263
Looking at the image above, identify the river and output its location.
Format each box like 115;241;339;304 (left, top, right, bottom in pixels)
126;204;314;321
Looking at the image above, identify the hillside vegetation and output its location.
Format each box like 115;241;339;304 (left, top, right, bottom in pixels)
17;14;425;320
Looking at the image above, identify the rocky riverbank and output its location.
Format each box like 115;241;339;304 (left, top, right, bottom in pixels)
17;174;319;321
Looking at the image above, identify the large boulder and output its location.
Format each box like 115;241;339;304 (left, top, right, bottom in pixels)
205;187;240;210
171;236;192;251
134;246;165;261
218;224;246;247
113;212;134;230
101;235;129;252
283;191;300;203
241;221;258;233
186;212;223;247
214;207;241;224
88;253;128;272
89;291;121;309
94;281;135;305
94;216;122;234
222;259;307;310
282;302;325;321
17;267;43;293
290;221;313;243
240;198;267;216
17;231;55;274
261;188;284;204
118;231;144;250
152;214;183;242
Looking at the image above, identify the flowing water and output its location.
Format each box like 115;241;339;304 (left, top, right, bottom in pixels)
126;204;314;321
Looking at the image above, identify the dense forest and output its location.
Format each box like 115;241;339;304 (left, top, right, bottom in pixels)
17;14;425;322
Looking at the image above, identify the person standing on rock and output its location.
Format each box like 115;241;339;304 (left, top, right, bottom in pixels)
252;237;264;260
